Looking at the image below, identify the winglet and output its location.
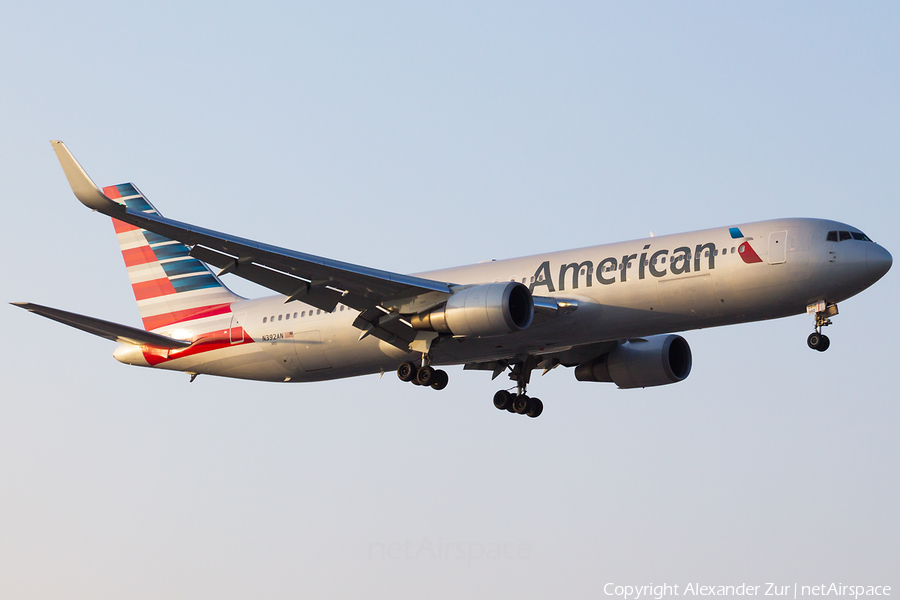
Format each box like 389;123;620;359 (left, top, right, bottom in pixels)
50;140;122;213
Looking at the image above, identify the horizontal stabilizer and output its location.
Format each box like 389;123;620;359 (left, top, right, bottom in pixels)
11;302;191;349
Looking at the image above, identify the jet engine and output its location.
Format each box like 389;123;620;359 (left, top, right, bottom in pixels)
574;334;692;389
410;282;534;337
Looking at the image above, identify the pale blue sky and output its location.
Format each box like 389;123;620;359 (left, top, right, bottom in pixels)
1;2;898;598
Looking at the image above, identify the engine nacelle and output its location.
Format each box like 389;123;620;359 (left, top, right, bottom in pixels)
574;334;692;389
410;282;534;337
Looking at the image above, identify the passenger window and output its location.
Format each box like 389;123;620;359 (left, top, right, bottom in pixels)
293;312;298;318
340;305;344;311
301;311;305;317
263;317;267;323
705;251;709;257
826;231;838;242
278;315;282;321
317;309;321;315
285;313;290;320
270;315;275;322
839;231;851;241
731;247;735;253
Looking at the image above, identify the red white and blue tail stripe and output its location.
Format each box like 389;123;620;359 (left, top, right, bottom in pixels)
103;183;242;331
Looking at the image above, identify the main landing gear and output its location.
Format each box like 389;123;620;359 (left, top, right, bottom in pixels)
807;301;838;352
492;355;544;418
397;360;449;391
492;390;543;418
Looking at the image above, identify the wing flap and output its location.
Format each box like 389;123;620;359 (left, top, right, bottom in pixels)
189;245;349;313
12;302;191;349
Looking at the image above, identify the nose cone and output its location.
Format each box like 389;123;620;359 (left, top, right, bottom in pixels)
867;244;893;282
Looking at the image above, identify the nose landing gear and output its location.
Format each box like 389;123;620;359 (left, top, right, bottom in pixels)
806;301;838;352
807;331;830;352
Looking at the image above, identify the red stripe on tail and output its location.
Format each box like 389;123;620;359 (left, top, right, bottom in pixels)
112;218;140;233
132;278;177;301
121;246;158;267
103;185;122;199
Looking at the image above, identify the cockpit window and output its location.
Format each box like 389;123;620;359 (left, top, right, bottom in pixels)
827;230;873;242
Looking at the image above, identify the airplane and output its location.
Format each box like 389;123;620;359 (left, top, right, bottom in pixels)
13;141;893;418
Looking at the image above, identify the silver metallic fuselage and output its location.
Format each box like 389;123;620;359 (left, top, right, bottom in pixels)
113;217;892;382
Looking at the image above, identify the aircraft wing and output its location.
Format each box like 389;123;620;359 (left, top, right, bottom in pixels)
52;141;452;347
11;302;191;349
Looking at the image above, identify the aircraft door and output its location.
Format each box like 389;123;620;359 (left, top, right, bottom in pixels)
230;312;246;343
768;231;787;264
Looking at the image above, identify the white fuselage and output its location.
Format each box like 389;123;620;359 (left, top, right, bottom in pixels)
112;217;892;382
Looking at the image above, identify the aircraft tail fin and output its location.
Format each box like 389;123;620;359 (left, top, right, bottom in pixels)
51;140;242;332
102;183;242;331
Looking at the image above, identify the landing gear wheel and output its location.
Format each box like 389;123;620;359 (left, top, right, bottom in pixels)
807;332;829;351
512;394;530;414
397;361;416;382
526;398;543;418
493;390;512;410
430;369;449;390
416;365;435;386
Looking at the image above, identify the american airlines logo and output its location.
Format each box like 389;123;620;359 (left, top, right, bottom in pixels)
529;241;729;293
